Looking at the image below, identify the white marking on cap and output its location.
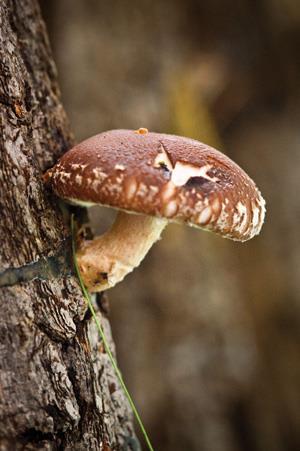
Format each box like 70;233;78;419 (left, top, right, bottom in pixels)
255;193;266;231
164;200;178;217
59;172;71;181
251;201;260;229
161;181;177;202
171;162;219;187
197;206;212;225
153;144;173;172
256;193;266;215
92;179;100;190
203;197;210;207
92;167;108;182
195;199;205;211
75;174;83;184
233;201;248;233
124;177;138;200
93;167;104;176
149;185;159;194
136;182;148;197
211;197;221;216
115;164;125;171
216;202;229;230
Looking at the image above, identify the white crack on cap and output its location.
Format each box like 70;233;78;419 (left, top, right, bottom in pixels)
171;162;219;187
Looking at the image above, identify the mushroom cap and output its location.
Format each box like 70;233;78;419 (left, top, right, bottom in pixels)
45;129;265;241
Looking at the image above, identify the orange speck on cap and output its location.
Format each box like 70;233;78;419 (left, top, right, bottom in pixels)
134;127;149;135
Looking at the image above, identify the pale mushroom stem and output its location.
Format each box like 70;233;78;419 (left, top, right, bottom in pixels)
77;211;167;292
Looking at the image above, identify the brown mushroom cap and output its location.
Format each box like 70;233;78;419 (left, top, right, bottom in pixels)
45;129;265;241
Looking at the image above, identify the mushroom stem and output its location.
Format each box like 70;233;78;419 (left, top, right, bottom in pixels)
77;211;167;292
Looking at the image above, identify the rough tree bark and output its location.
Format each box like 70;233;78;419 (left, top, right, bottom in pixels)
0;1;136;449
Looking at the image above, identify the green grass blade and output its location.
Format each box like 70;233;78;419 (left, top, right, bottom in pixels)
71;214;154;451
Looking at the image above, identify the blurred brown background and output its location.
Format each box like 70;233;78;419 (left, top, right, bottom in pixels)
40;1;300;450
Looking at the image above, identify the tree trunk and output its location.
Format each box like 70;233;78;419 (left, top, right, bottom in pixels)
0;1;136;449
